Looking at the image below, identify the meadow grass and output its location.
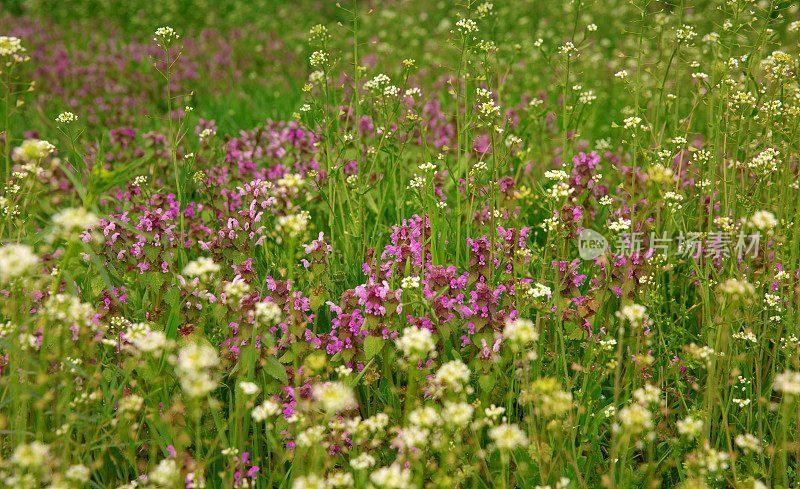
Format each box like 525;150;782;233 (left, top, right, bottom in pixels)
1;1;800;488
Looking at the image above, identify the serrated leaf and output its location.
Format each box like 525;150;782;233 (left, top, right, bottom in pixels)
363;335;385;359
278;351;296;364
144;245;161;262
479;374;496;394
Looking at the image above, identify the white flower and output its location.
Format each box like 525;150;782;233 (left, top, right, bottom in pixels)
350;453;377;470
434;360;470;392
370;465;413;488
544;170;569;181
180;371;218;398
252;399;282;422
130;330;168;353
255;301;282;324
622;116;641;130
395;325;436;360
150;458;179;486
327;472;354;487
455;18;479;35
65;464;91;482
12;139;54;163
175;342;219;398
718;278;755;298
607;217;632;232
177;343;219;374
313;382;356;412
774;370;800;395
11;441;49;467
223;277;251;303
276;211;311;241
154;27;180;48
617;403;653;433
199;127;216;143
183;257;221;278
503;318;539;345
309;50;328;67
297;426;325;447
528;282;552;299
0;36;28;62
676;416;703;438
409;406;441;427
239;381;260;395
488;423;528;450
735;433;761;452
442;401;474;425
616;304;647;327
119;395;144;412
52;207;99;232
394;426;429;449
55;112;78;124
485;404;505;419
633;384;661;405
362;413;390;432
401;275;420;289
0;244;38;282
747;210;777;231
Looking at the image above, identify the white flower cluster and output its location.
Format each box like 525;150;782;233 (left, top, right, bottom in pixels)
198;127;216;144
718;278;755;298
396;325;436;360
252;398;282;422
0;36;29;63
677;415;704;438
0;244;38;283
774;370;800;395
488;423;528;450
400;275;420;289
55;112;78;124
312;381;356;412
183;257;221;278
746;148;780;173
52;207;100;236
175;342;220;398
607;217;632;232
129;327;168;353
622;116;642;131
433;359;470;393
675;24;697;43
528;282;552;299
545;181;574;200
746;210;777;231
276;211;311;241
503;318;539;346
616;304;647;328
254;300;282;324
12;139;55;163
455;18;479;35
309;50;328;68
545;169;569;181
154;27;180;48
364;73;391;93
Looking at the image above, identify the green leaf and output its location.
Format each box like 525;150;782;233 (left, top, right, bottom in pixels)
479;374;496;394
363;335;385;359
264;356;289;385
278;350;296;364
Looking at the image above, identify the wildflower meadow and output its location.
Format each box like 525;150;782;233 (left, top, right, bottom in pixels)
1;0;800;487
